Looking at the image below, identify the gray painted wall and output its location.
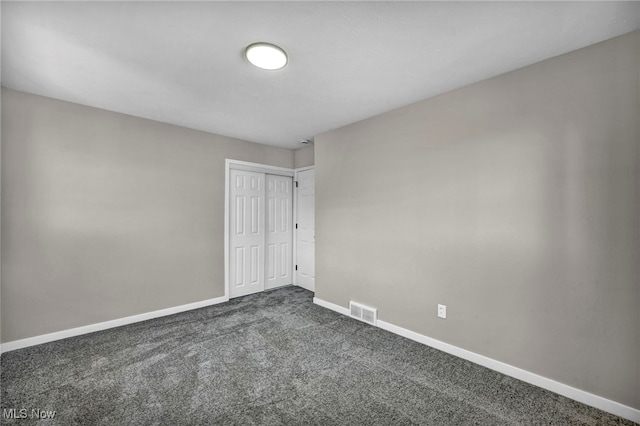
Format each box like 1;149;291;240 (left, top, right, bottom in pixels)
0;87;2;349
1;8;3;348
1;89;293;342
294;145;315;168
315;31;640;408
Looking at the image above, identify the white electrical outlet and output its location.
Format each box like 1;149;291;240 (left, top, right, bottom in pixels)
438;304;447;319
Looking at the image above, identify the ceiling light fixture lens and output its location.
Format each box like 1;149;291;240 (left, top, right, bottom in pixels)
245;42;288;70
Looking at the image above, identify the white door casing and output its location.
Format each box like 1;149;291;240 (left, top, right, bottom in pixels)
265;175;293;290
296;168;315;291
229;169;265;298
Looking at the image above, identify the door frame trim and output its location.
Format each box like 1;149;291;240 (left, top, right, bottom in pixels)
224;159;295;299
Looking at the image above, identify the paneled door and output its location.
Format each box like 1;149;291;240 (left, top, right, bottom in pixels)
296;169;315;291
265;175;293;289
229;169;265;298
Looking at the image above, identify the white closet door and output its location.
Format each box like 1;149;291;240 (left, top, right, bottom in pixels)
229;169;265;298
296;169;315;291
265;175;293;289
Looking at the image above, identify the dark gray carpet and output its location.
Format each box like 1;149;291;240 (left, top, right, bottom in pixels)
1;286;635;425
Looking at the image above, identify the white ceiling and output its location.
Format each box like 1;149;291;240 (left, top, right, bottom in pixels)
2;2;639;150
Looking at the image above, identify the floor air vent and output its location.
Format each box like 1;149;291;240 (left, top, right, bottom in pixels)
349;301;377;326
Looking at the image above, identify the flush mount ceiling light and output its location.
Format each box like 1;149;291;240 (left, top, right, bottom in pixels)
245;42;288;70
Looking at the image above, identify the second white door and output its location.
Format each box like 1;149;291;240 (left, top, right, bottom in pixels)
265;175;293;289
296;169;315;291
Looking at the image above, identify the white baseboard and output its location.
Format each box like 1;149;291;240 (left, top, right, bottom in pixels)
313;297;640;424
1;295;229;354
313;297;350;316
